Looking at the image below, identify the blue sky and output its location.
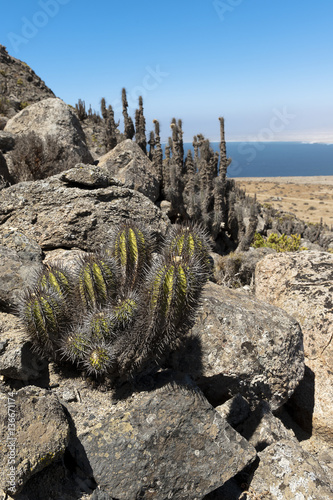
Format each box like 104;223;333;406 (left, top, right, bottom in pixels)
1;0;333;142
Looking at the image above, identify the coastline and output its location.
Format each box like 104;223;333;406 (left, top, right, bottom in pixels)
230;175;333;185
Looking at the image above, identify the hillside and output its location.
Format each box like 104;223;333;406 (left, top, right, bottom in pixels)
0;44;55;118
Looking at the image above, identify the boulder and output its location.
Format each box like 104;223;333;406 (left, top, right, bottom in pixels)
0;231;43;311
0;386;70;495
0;166;170;252
249;439;333;499
68;371;257;499
0;312;47;381
98;139;160;202
255;251;333;444
170;282;304;409
4;98;93;173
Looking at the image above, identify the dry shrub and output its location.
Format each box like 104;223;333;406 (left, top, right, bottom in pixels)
9;131;69;183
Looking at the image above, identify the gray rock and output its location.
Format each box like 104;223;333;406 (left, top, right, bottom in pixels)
4;97;93;171
255;251;333;444
0;167;170;252
0;232;43;311
170;282;304;410
250;439;333;499
59;163;124;189
98;139;160;202
0;312;47;381
69;372;257;499
0;131;16;152
0;386;70;495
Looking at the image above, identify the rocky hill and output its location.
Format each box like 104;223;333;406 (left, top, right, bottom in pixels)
0;44;54;121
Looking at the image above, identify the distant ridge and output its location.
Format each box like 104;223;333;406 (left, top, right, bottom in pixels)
0;44;55;118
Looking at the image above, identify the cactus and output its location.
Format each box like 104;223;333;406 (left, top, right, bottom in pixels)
110;292;139;332
19;288;66;356
37;262;72;299
122;88;135;140
18;220;210;382
75;253;119;310
83;308;114;341
60;328;91;364
109;222;154;290
83;343;114;377
135;96;146;154
162;224;212;275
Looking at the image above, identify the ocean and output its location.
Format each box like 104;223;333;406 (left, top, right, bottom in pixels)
179;142;333;178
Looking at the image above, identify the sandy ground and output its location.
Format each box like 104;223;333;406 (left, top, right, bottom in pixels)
231;176;333;227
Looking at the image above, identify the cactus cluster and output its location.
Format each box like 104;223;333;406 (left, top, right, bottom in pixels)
18;222;211;380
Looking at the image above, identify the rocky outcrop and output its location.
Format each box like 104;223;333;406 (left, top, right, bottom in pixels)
250;439;333;499
170;282;304;409
4;98;93;178
0;231;43;311
0;44;55;118
98;139;160;202
255;251;333;444
0;386;70;495
0;165;170;252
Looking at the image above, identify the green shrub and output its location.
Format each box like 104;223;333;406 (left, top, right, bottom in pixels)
252;232;305;252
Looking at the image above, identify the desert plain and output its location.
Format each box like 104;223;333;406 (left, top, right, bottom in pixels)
232;176;333;227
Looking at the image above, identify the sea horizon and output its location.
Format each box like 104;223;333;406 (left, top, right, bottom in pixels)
161;141;333;178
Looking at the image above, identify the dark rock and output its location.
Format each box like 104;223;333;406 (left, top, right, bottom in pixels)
0;150;11;185
0;386;70;495
235;400;296;452
170;282;304;409
0;116;8;130
215;394;251;427
0;131;16;152
0;167;170;251
69;372;257;499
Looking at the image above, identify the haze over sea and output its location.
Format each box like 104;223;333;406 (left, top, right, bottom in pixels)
179;142;333;178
